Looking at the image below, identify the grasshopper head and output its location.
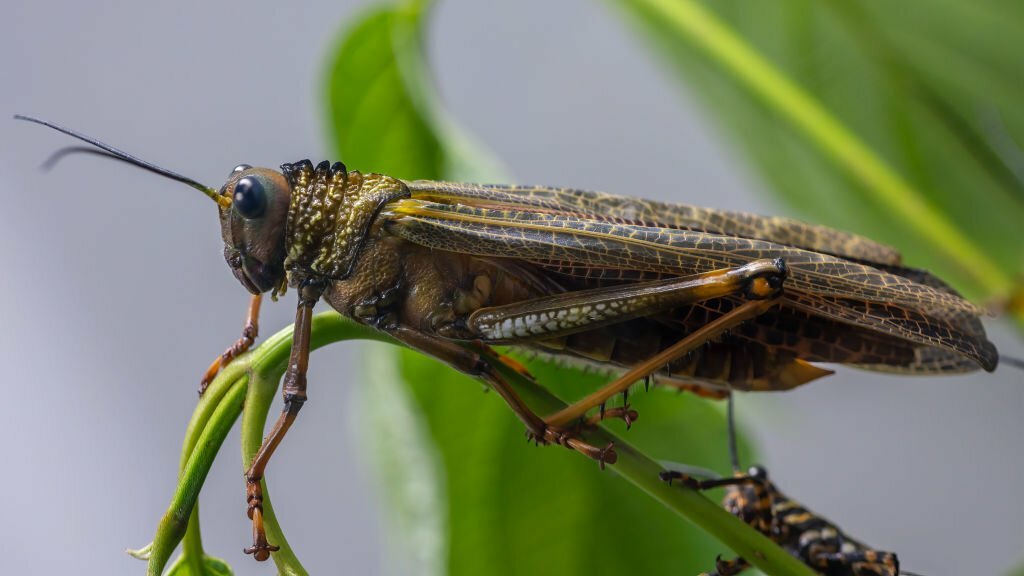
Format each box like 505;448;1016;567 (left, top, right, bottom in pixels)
13;116;403;296
218;165;291;295
14;114;291;296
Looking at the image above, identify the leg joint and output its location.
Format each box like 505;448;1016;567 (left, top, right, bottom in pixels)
283;393;307;410
742;258;788;300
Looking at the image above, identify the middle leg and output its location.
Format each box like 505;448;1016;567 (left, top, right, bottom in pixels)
387;326;618;465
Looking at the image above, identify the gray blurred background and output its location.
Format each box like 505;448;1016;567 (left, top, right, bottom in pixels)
2;1;1021;574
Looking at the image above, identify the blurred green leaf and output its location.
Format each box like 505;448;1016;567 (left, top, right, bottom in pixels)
325;1;442;180
608;0;1024;301
324;1;759;574
387;348;752;575
324;0;501;182
355;344;447;576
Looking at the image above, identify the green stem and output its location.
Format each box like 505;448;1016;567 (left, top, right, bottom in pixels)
178;360;251;471
626;0;1013;296
174;361;251;573
147;375;248;576
181;510;204;574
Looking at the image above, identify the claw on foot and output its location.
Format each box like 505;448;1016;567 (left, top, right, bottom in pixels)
243;541;280;562
198;355;227;396
244;481;279;561
584;405;639;430
593;442;617;469
243;545;278;562
243;504;280;561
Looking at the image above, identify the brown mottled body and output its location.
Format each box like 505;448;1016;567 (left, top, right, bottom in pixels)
211;162;996;399
321;191;994;396
388;185;997;374
325;230;826;396
323;235;537;334
218;161;995;558
14;115;1000;565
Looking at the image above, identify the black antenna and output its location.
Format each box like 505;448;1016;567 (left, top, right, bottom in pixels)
727;392;740;472
14;114;228;207
42;145;141;172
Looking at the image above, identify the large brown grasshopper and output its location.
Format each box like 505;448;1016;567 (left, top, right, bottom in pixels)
17;115;999;562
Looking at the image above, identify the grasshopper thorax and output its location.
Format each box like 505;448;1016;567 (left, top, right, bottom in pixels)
279;160;409;282
219;159;411;296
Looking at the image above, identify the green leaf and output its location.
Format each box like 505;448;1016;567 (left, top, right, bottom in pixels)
322;1;776;574
387;347;760;575
607;0;1024;301
324;0;501;182
353;344;447;576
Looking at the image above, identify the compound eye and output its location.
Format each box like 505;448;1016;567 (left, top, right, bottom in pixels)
233;176;266;219
232;163;252;175
748;465;768;480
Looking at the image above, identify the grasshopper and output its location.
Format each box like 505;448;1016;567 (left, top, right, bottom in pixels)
16;115;999;561
661;397;920;576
